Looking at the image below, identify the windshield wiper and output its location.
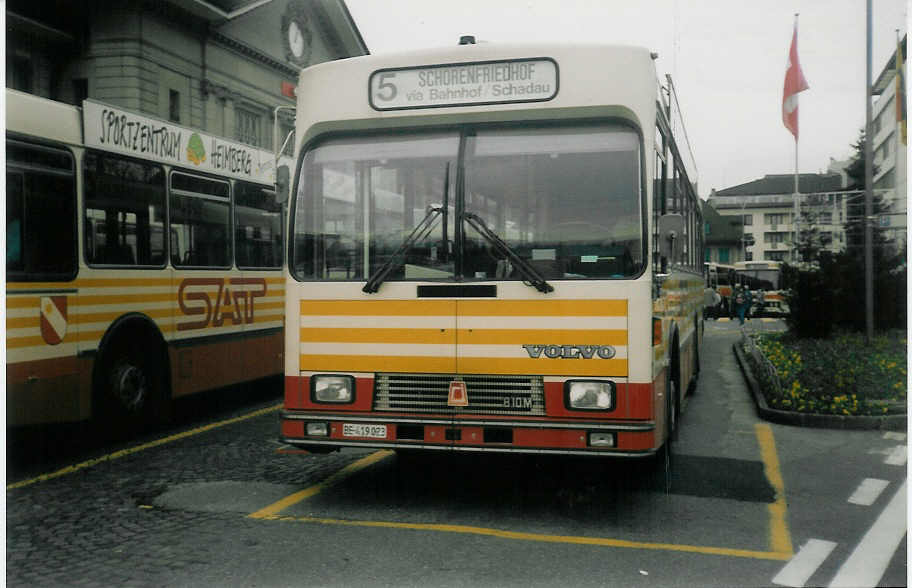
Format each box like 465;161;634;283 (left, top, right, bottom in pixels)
462;212;554;293
362;206;443;293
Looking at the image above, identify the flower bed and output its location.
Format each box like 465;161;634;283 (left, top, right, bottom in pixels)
743;331;907;416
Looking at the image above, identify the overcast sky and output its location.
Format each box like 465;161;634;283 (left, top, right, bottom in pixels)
345;0;908;198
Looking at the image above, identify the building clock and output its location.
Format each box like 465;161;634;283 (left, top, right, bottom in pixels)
282;3;312;66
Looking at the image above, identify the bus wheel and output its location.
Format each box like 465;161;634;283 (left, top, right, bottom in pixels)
96;331;168;438
689;316;701;394
650;373;677;494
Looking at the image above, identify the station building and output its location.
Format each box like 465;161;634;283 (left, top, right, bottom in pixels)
6;0;368;160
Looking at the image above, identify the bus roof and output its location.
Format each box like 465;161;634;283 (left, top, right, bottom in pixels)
7;89;83;146
295;42;659;145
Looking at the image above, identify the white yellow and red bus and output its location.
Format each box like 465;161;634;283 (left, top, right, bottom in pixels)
704;262;737;319
733;260;788;317
279;42;704;467
6;89;287;433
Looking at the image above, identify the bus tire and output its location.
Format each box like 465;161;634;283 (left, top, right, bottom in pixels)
94;320;170;438
651;372;677;494
689;313;701;394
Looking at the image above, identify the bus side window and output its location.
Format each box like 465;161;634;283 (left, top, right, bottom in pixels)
235;181;283;269
84;151;166;267
6;140;77;281
170;172;230;268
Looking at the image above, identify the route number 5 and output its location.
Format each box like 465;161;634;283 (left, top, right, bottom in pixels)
375;72;397;102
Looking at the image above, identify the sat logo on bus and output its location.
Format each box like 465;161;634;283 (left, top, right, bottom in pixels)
177;277;267;331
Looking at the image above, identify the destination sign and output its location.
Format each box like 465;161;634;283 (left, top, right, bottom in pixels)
82;100;283;184
369;58;558;111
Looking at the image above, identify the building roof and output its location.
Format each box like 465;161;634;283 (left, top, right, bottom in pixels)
714;173;844;196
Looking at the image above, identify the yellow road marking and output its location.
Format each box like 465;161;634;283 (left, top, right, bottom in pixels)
755;423;794;555
7;403;282;491
248;450;394;519
250;445;792;561
252;514;792;561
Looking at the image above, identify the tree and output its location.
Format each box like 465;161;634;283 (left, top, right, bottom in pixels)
842;128;889;252
792;210;833;263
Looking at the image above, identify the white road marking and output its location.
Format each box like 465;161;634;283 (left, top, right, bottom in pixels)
829;480;907;587
847;478;890;506
884;445;907;466
772;539;837;587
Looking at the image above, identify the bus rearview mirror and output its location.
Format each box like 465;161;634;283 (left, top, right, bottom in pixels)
658;213;684;261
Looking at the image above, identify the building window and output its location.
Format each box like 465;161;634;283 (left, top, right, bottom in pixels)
764;232;787;243
742;214;753;226
72;79;88;106
719;248;730;263
818;212;833;224
767;251;786;261
874;169;896;190
236;107;262;147
764;213;790;225
169;90;181;123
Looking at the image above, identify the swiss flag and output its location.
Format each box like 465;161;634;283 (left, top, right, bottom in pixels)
782;18;810;140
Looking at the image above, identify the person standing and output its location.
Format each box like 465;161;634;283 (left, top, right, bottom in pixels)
733;285;753;325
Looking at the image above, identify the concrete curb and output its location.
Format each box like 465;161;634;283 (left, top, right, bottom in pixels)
732;342;907;431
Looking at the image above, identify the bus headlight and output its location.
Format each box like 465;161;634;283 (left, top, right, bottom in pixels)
311;375;355;403
565;380;615;411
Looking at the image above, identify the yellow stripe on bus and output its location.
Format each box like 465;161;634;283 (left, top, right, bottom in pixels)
298;299;627;317
6;282;77;292
300;300;455;315
72;308;172;324
78;293;175;305
6;316;38;329
456;329;628;345
300;354;456;373
456;299;627;316
5;296;43;309
457;357;628;376
300;328;454;344
70;277;174;288
298;328;628;346
299;354;628;376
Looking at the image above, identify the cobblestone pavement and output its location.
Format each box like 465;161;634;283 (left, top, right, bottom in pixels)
6;385;373;587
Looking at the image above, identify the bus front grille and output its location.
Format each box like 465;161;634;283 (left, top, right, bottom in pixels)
374;373;545;416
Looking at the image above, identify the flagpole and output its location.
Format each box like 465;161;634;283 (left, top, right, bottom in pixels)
864;0;874;341
793;13;800;262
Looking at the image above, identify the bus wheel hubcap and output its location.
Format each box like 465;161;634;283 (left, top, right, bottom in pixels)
111;363;147;412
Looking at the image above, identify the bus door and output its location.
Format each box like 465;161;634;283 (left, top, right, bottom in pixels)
169;170;246;395
233;180;285;380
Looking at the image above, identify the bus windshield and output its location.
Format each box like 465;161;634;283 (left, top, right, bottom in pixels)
737;269;780;290
292;123;644;283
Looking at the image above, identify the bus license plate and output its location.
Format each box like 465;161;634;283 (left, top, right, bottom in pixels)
342;423;387;439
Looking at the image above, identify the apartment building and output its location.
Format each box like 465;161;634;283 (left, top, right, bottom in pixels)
870;34;907;249
707;174;854;262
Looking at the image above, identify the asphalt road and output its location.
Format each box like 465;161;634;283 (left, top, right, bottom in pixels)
6;319;907;587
